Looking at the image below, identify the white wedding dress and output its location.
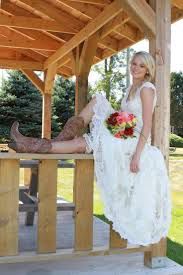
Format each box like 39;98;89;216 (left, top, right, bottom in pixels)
83;81;171;246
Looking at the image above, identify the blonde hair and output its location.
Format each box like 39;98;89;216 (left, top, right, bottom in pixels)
129;51;155;99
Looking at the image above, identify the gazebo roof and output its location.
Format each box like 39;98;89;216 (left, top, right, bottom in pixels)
0;0;182;78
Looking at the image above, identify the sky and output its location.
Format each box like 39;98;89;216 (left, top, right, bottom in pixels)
0;19;182;85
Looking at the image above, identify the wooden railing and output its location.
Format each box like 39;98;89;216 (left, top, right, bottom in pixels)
0;152;162;268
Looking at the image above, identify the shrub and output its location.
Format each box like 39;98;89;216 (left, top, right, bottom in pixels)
170;134;183;148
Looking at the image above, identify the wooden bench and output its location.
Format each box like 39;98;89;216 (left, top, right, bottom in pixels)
19;160;75;225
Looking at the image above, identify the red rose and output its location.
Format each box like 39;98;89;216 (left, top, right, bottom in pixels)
124;127;134;136
107;112;119;126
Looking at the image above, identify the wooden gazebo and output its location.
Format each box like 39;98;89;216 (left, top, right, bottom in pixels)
0;0;183;267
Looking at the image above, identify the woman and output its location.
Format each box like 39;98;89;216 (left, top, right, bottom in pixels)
9;51;171;245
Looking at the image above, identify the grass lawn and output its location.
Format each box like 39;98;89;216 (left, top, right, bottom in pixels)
56;147;183;265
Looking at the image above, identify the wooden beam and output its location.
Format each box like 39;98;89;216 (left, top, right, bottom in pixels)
116;24;143;42
21;69;44;94
0;14;76;33
100;11;130;38
19;0;85;33
100;36;118;52
44;0;123;69
118;0;156;37
0;59;43;70
172;0;183;9
59;0;102;19
0;38;59;51
68;0;111;5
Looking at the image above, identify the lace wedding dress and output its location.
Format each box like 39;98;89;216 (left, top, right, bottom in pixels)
83;81;171;246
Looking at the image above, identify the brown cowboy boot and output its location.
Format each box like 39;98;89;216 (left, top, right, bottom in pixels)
52;116;85;142
9;121;52;153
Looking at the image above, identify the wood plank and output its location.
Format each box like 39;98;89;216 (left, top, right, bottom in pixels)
109;224;127;249
21;69;44;94
173;0;183;9
59;0;102;19
44;0;123;68
0;38;59;51
19;0;85;33
37;159;57;253
0;159;19;256
67;0;111;5
0;153;94;160
0;59;43;70
19;203;75;212
0;14;76;33
119;0;156;37
116;24;143;42
74;159;94;250
0;245;151;264
100;11;130;38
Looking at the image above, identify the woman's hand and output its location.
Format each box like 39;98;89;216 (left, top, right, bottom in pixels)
130;153;140;173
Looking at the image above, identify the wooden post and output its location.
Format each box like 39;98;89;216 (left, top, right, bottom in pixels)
42;93;52;139
145;0;171;268
42;64;57;139
0;159;19;256
72;33;99;251
74;159;94;251
37;159;57;253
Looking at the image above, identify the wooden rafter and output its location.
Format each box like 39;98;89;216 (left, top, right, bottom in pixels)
59;0;102;19
21;69;44;93
100;11;130;38
115;24;143;42
67;0;111;5
0;14;76;33
172;0;183;9
0;59;43;70
44;0;124;69
0;37;59;51
118;0;156;37
18;0;85;32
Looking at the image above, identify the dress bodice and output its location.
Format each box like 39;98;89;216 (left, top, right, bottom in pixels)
121;82;157;140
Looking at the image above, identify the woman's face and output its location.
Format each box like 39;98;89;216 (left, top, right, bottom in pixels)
130;56;148;81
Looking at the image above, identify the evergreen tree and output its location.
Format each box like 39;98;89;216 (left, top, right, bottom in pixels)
0;70;43;142
52;76;75;136
170;71;183;136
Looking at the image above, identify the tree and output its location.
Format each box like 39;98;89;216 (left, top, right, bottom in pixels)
170;71;183;136
0;70;43;141
52;76;75;136
90;48;135;110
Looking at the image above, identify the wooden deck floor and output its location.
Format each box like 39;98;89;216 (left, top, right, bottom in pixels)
0;211;182;274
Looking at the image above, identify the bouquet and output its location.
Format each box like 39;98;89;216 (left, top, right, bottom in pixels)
105;111;137;139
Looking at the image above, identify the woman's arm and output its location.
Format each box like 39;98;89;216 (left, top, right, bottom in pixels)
130;87;155;173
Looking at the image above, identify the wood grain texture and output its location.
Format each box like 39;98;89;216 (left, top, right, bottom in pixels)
37;159;57;253
109;223;127;249
0;159;19;256
74;159;94;251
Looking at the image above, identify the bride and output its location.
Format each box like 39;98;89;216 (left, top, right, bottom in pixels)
9;51;171;245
